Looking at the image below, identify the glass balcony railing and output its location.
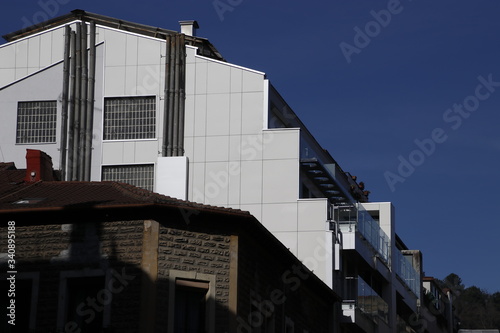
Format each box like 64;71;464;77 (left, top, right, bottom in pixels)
344;276;389;324
336;205;390;264
394;250;420;297
357;207;390;264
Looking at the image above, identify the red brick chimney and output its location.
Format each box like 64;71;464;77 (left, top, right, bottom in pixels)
24;149;55;182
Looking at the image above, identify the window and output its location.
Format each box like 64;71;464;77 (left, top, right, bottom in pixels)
250;291;276;333
1;278;36;332
103;96;156;140
174;279;209;333
168;270;215;333
16;101;57;143
65;276;105;332
102;164;154;191
285;317;294;333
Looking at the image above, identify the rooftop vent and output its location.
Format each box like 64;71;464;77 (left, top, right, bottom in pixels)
179;20;199;36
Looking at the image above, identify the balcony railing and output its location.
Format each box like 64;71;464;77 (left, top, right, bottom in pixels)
394;250;420;297
344;276;389;324
336;205;390;264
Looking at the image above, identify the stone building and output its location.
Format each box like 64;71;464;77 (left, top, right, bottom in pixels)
0;150;340;332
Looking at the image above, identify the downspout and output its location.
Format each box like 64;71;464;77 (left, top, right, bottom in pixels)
67;30;76;180
78;22;88;181
178;33;186;156
59;25;71;181
71;22;82;181
166;35;175;156
84;21;96;181
172;34;180;156
161;35;172;157
162;33;186;157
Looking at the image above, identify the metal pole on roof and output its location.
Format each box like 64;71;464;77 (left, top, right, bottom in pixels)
84;21;96;181
60;25;71;181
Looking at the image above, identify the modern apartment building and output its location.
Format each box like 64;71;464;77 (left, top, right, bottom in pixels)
0;10;456;332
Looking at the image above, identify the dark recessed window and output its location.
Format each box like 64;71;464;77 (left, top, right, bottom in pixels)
66;276;105;332
174;279;209;333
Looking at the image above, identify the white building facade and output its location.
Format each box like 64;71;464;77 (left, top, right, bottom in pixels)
0;10;452;333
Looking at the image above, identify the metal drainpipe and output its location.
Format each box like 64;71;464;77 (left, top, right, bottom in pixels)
84;22;96;181
167;35;176;156
78;22;88;181
178;34;186;156
162;35;171;157
72;22;82;181
172;34;181;156
67;30;76;180
60;25;71;181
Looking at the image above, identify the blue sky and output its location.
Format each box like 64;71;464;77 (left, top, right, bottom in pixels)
2;0;499;293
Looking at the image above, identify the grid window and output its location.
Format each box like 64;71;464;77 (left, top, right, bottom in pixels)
102;164;154;191
16;101;57;143
104;96;156;140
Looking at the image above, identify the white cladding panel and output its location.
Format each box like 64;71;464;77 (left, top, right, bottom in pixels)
262;203;298;232
0;62;63;168
298;231;333;288
298;199;329;232
262;158;299;203
155;156;188;200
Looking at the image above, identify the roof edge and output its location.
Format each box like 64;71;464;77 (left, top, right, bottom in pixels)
2;9;225;61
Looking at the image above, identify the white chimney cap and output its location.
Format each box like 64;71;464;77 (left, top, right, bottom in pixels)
179;20;199;36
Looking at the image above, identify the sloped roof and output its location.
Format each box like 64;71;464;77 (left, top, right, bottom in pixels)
2;9;224;61
0;164;341;301
0;178;249;217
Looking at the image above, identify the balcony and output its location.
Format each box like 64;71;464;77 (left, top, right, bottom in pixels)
342;276;389;328
336;205;390;266
299;130;367;205
394;249;420;297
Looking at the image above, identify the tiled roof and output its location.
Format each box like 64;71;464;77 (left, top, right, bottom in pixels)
0;179;249;216
0;162;16;170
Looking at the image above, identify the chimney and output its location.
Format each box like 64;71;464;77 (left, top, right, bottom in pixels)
24;149;55;182
179;20;199;36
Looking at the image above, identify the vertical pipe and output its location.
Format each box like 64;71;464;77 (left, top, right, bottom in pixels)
167;36;175;156
60;25;71;180
72;23;82;181
67;30;76;180
172;34;180;156
78;22;88;181
178;34;186;156
84;22;96;181
162;35;171;157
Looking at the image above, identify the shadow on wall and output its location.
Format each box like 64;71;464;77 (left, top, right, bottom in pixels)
0;218;234;333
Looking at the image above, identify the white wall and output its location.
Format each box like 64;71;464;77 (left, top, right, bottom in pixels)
0;25;66;88
0;62;63;168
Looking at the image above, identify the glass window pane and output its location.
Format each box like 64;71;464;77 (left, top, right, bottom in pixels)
103;96;156;140
16;101;57;143
102;164;154;191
